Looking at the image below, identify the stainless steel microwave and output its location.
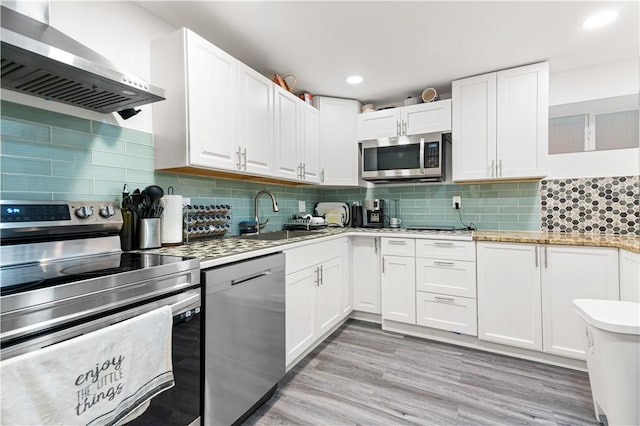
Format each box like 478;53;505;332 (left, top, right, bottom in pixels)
361;133;447;182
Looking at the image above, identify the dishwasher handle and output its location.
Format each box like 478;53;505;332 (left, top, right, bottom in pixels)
232;270;272;286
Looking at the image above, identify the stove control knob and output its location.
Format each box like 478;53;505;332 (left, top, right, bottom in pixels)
75;206;93;219
99;205;116;218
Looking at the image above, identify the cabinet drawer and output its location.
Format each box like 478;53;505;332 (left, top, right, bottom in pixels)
416;258;477;298
416;292;478;336
285;238;342;274
415;239;475;261
381;238;415;257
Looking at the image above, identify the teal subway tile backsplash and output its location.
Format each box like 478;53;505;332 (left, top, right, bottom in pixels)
1;118;50;142
1;101;91;132
0;100;542;233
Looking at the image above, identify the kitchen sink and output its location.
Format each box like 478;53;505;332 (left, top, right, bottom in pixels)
238;230;325;241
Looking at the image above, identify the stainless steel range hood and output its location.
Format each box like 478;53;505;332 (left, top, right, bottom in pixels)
0;4;166;114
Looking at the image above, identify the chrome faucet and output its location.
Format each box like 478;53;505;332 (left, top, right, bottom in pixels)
254;189;280;232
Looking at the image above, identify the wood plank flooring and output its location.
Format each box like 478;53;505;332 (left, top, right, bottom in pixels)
244;320;598;426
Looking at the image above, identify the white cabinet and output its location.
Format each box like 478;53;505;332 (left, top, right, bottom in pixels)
416;293;478;336
477;242;620;359
620;249;640;302
152;28;239;171
300;102;320;182
285;239;349;366
477;242;542;351
316;256;342;335
339;238;352;316
237;63;274;175
381;255;416;324
313;97;360;185
452;62;548;181
285;266;317;364
380;237;417;325
151;27;317;184
541;245;619;359
415;238;477;336
352;237;381;314
273;86;320;183
357;100;452;140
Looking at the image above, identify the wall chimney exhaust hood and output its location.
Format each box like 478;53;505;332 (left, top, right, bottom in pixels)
0;4;166;114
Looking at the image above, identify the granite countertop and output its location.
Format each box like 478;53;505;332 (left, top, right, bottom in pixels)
147;227;474;267
147;227;639;267
473;230;640;254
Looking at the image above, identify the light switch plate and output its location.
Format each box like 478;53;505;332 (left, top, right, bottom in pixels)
298;201;306;212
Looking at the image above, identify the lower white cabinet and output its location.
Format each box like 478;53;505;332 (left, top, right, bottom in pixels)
541;245;619;359
477;242;619;359
285;267;316;364
381;254;416;324
352;237;381;314
416;258;477;298
416;293;478;335
477;242;542;351
620;249;640;302
285;240;350;366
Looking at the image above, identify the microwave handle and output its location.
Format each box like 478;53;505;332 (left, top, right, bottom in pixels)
419;140;425;173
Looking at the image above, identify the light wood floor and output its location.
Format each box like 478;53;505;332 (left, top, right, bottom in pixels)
244;320;598;426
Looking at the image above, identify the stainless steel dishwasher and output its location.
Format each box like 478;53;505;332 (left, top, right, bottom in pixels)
202;253;285;426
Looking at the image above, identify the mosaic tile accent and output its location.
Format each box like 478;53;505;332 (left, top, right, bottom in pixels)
540;176;640;235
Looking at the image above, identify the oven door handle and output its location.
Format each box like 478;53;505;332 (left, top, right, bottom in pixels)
1;288;201;361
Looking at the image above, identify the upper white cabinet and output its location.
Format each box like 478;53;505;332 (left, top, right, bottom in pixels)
357;100;452;140
313;97;361;185
152;28;240;171
152;27;317;184
237;63;274;175
273;86;320;183
452;62;548;181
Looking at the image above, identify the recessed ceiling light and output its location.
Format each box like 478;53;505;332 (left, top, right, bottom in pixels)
583;10;618;29
346;75;363;85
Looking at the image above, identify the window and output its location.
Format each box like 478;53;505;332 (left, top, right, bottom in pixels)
549;94;639;155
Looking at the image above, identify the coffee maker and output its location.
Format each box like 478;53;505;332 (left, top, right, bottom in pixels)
363;199;384;228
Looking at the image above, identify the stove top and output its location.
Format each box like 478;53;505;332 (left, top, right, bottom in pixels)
0;252;195;296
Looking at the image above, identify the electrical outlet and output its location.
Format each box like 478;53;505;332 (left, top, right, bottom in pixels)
183;197;191;206
298;201;306;212
452;196;462;209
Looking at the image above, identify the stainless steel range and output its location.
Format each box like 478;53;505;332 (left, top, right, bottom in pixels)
0;200;202;426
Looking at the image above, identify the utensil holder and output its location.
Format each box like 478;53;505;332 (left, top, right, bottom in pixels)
138;218;161;249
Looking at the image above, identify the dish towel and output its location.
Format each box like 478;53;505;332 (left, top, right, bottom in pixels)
1;306;175;426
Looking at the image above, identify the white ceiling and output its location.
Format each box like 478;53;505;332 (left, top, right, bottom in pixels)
135;1;639;107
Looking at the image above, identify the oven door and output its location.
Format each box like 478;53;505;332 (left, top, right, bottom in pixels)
1;287;202;426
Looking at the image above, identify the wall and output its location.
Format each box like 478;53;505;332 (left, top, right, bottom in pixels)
0;101;318;235
319;182;540;231
0;101;541;233
0;1;175;133
547;58;640;179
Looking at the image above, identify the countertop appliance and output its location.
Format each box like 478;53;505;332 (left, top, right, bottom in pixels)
0;200;201;426
202;253;285;426
363;199;385;228
0;4;165;113
361;133;449;183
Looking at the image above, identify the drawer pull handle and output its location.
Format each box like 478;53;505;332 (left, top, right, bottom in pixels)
434;261;455;266
388;240;407;245
433;242;454;246
434;296;455;302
